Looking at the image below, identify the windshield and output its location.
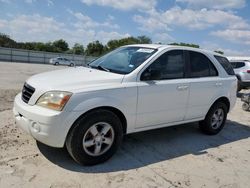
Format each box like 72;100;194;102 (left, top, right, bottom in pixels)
89;47;157;74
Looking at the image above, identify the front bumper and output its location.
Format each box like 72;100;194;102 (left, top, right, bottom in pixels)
13;93;77;148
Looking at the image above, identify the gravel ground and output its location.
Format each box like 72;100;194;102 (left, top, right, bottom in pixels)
0;62;249;188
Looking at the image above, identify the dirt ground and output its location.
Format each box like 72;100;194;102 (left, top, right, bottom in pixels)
0;62;249;188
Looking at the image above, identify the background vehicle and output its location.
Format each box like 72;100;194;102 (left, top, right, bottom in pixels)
14;45;237;165
241;93;250;111
49;57;75;66
230;60;250;91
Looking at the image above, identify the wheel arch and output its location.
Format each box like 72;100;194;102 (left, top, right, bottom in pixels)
66;106;128;143
210;96;230;113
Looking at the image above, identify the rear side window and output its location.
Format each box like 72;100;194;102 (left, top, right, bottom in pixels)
189;51;218;78
230;62;245;69
215;56;235;75
230;62;237;68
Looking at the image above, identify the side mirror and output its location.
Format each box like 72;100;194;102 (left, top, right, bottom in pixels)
141;69;161;81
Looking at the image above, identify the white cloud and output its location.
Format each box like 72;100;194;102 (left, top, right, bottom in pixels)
0;0;11;3
71;12;119;30
202;41;250;56
211;29;250;45
0;14;130;46
154;33;174;44
24;0;36;3
134;7;249;32
47;0;53;6
176;0;246;9
81;0;157;11
96;31;130;44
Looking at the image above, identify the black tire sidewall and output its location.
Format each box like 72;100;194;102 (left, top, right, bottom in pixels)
200;102;227;135
66;110;123;165
242;102;250;111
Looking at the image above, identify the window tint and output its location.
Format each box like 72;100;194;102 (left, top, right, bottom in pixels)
230;62;245;69
230;62;237;68
141;50;185;80
210;63;218;76
215;56;235;75
189;51;218;77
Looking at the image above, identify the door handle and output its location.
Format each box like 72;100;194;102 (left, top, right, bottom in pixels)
215;82;222;87
177;85;189;90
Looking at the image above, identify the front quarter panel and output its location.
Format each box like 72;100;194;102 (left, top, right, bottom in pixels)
65;87;137;133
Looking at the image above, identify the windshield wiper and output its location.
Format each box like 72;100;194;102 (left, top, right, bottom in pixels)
96;65;110;72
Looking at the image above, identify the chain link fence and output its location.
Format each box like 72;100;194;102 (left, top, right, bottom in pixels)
0;47;97;66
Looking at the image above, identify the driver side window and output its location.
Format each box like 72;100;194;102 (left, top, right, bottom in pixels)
141;50;185;81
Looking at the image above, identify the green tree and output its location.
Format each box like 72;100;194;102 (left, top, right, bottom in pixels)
71;43;84;55
0;33;18;48
137;35;152;44
106;36;152;51
214;50;224;55
169;42;200;48
86;40;104;56
53;39;69;52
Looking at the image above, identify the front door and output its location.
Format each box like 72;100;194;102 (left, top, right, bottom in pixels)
136;50;189;128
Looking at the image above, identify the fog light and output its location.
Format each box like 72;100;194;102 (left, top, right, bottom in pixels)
32;122;40;133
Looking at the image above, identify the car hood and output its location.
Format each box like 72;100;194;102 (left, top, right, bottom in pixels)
26;67;125;92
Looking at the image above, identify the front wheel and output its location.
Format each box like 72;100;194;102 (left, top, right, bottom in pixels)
199;102;227;135
66;109;123;165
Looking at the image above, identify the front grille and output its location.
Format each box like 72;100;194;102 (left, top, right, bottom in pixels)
21;83;35;103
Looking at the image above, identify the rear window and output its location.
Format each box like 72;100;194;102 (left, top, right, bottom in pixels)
230;62;245;69
214;56;235;75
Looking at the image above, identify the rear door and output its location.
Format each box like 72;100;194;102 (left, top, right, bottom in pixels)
185;50;221;120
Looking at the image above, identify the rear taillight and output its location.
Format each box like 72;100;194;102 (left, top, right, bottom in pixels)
247;70;250;73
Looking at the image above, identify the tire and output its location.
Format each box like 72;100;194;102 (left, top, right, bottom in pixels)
237;83;242;92
199;102;227;135
237;77;243;92
66;109;123;165
54;62;59;66
69;63;74;67
242;102;250;111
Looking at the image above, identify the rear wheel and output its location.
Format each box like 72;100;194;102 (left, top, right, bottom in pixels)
66;109;123;165
69;63;74;67
199;102;227;135
54;62;59;66
237;83;242;92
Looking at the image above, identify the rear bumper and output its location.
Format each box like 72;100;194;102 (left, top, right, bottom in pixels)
239;80;250;88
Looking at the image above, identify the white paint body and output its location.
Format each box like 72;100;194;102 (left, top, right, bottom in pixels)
13;45;237;148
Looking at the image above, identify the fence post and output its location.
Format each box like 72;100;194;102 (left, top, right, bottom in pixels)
10;48;12;62
83;55;86;66
44;52;46;64
28;50;30;63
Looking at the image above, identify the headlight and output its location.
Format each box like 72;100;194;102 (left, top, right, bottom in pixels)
36;91;72;111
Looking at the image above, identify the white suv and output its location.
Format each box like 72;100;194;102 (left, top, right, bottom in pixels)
230;60;250;91
13;44;237;165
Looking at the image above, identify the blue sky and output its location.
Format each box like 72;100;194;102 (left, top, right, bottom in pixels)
0;0;250;55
